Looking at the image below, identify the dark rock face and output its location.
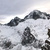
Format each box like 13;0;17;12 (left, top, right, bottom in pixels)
19;19;25;22
1;40;13;50
24;10;50;20
41;29;50;50
7;17;21;26
3;40;12;48
21;27;35;45
47;29;50;37
41;39;50;50
32;11;42;19
45;40;50;45
21;27;43;48
43;12;50;19
7;19;17;26
7;17;25;26
24;15;28;19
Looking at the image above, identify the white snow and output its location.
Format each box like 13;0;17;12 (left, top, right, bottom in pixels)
0;19;50;50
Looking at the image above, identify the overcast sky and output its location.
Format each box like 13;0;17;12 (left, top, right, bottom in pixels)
0;0;50;24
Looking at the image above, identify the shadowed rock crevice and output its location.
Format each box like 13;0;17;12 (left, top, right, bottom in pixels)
21;27;44;49
2;40;13;49
7;17;25;26
47;29;50;37
7;17;21;26
4;41;11;48
21;27;35;45
41;29;50;50
41;39;50;50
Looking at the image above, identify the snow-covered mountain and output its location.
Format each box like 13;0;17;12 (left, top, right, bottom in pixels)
0;10;50;50
7;17;25;26
24;10;50;20
7;10;50;26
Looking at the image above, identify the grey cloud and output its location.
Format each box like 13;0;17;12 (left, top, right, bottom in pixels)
0;16;7;20
0;0;35;15
0;0;50;21
0;0;49;15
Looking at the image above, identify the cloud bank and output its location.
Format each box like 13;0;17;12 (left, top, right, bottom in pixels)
0;0;50;24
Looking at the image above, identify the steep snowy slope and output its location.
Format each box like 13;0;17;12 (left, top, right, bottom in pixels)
0;19;50;50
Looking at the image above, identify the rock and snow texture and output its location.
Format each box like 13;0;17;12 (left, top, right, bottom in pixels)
0;19;50;50
7;17;25;26
0;10;50;50
7;17;21;26
7;10;50;26
24;10;50;20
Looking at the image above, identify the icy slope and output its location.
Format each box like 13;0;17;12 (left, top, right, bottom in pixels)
0;19;50;50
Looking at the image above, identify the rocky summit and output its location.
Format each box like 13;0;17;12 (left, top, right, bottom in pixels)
7;17;21;26
24;10;50;20
7;17;25;26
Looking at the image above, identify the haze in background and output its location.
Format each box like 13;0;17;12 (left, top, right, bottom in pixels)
0;0;50;24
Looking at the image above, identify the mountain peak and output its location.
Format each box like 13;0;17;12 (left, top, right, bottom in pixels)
24;10;50;20
6;10;50;26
